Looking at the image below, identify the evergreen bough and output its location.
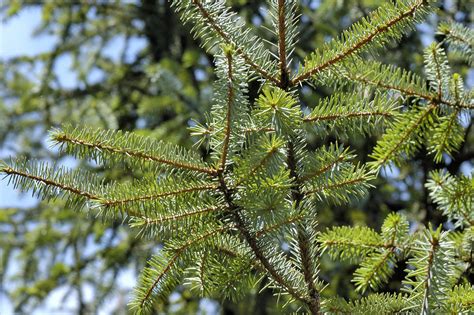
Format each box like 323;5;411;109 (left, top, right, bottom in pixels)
1;0;473;313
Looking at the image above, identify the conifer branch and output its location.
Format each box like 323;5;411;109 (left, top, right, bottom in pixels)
243;127;276;134
402;227;455;313
1;166;100;200
419;238;436;313
52;130;217;175
303;111;393;123
296;227;321;314
254;213;305;238
219;52;234;171
305;175;368;196
132;207;220;226
291;0;428;86
4;0;472;312
340;71;474;109
430;45;444;99
100;185;218;208
303;91;399;136
429;109;462;163
217;172;308;305
287;141;321;314
190;0;280;85
323;293;409;313
139;226;230;308
321;239;394;250
233;146;279;188
231;209;308;304
320;226;387;263
353;248;397;292
213;245;266;273
437;21;473;65
369;104;437;169
277;0;290;88
298;150;347;183
427;173;474;226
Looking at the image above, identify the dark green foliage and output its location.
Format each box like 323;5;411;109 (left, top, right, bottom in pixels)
426;170;473;227
1;0;473;314
323;293;408;314
438;21;474;66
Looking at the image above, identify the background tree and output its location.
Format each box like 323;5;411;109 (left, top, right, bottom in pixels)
0;0;472;314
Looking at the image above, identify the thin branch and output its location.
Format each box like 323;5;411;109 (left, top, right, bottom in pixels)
373;104;436;168
290;0;425;86
54;133;218;175
220;53;234;171
339;68;474;110
255;214;305;238
303;111;394;123
217;172;308;305
298;151;347;183
2;167;99;200
233;147;279;188
321;239;396;250
287;141;321;315
431;46;444;99
191;0;280;85
140;226;230;307
430;176;474;226
101;185;218;207
135;207;220;226
243;127;276;133
443;32;472;47
231;210;309;304
277;0;290;88
420;237;438;314
304;176;368;196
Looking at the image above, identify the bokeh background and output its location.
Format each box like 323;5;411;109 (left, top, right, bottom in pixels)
0;1;472;314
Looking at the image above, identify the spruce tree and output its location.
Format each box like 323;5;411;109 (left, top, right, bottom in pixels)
1;0;473;314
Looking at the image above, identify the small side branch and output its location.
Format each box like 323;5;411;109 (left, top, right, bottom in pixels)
291;0;425;86
219;53;234;171
420;238;438;314
101;185;218;207
255;213;305;238
231;210;309;304
341;72;474;109
430;46;444;99
139;226;230;307
303;111;394;123
277;0;290;88
192;0;280;85
287;141;321;315
54;133;218;175
136;207;220;226
233;146;278;188
430;177;474;226
298;151;347;183
217;172;308;305
2;167;99;200
305;176;368;196
372;104;436;168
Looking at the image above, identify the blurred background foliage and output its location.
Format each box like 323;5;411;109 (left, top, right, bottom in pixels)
0;0;472;314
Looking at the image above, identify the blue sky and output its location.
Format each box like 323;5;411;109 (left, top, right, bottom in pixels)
0;8;218;315
0;6;148;208
0;8;139;314
0;8;52;208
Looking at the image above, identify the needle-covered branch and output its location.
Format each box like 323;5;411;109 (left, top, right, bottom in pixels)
172;0;279;84
2;0;473;313
0;158;101;208
291;0;434;86
50;125;217;175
